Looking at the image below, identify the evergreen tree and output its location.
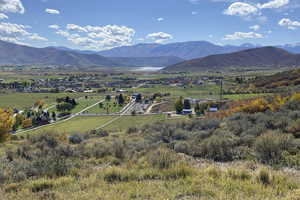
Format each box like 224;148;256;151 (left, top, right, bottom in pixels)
175;97;184;114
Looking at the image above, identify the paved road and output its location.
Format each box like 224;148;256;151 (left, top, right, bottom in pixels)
95;101;136;130
15;99;105;134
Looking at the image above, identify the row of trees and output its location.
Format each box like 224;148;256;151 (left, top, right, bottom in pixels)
174;97;210;115
56;96;77;113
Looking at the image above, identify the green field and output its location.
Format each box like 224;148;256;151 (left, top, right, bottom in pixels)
0;93;96;109
48;95;104;114
86;100;125;114
128;85;220;99
24;114;186;135
26;116;115;135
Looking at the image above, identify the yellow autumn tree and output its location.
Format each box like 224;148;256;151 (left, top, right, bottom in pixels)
238;98;270;114
290;93;300;102
0;108;15;142
22;118;33;129
269;95;289;111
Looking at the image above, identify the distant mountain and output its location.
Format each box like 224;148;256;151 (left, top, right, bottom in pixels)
164;47;300;72
99;43;162;57
98;41;259;60
279;44;300;54
50;41;300;61
0;40;182;67
49;46;96;54
0;41;120;67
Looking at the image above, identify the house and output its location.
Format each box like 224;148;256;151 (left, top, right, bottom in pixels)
132;93;141;100
209;107;218;112
117;89;128;93
182;109;193;115
84;89;94;93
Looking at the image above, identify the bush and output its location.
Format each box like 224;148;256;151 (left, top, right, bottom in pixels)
103;167;132;183
257;168;271;185
197;132;237;162
69;134;84;144
174;141;189;154
29;179;54;192
255;131;295;165
147;148;178;169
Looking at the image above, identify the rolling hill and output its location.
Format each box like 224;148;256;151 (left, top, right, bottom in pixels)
164;47;300;72
254;68;300;89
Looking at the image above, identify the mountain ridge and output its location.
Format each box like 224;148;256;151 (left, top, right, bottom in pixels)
0;40;182;67
164;47;300;72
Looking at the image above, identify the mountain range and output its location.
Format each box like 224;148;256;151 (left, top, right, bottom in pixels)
96;41;300;60
164;47;300;72
0;40;182;67
1;39;300;69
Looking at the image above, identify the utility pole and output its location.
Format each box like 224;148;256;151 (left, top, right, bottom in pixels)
220;78;223;103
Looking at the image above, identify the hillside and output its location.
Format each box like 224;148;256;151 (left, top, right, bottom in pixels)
254;68;300;89
0;41;182;67
164;47;300;72
0;40;119;67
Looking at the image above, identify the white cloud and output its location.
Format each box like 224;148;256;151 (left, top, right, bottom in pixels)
192;11;198;15
55;24;136;50
147;32;173;43
224;0;290;19
278;18;300;30
0;22;47;44
48;24;60;29
45;8;60;15
28;33;48;41
157;17;164;22
258;0;289;9
56;30;71;37
0;13;8;19
66;24;87;32
224;2;259;16
224;31;264;40
0;0;24;14
249;24;260;31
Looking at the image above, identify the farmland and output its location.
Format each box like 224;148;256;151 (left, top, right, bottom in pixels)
1;67;300;200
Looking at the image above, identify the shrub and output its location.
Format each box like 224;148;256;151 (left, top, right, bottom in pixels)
198;132;237;162
68;134;84;144
29;178;54;192
103;167;132;183
147;148;178;169
255;131;295;165
257;168;271;185
162;164;194;180
226;169;251;181
174;141;189;154
127;127;138;134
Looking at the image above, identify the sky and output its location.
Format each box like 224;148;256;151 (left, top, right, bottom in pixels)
0;0;300;50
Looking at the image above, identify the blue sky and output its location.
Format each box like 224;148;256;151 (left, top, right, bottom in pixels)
0;0;299;50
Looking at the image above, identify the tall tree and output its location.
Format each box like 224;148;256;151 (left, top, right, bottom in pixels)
0;108;14;142
175;97;184;114
118;94;125;105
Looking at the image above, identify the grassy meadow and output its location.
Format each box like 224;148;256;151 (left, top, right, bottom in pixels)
0;93;96;109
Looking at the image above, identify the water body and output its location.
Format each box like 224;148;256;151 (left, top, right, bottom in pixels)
132;67;164;71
